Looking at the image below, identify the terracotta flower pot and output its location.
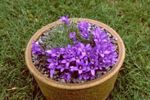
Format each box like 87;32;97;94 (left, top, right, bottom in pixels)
25;18;125;100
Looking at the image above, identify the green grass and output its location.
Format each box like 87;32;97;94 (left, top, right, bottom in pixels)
0;0;150;99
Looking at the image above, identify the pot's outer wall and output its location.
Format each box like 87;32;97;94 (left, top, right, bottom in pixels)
25;18;125;100
35;73;118;100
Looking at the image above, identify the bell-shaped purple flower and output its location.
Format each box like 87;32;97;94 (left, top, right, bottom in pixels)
60;16;70;25
48;63;57;78
79;73;90;80
46;48;62;58
78;21;90;39
70;65;86;74
87;64;99;76
69;32;76;41
32;41;43;55
92;27;109;44
61;73;71;81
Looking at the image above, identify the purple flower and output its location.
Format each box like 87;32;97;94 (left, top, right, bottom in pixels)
69;32;76;41
87;64;98;76
92;27;109;44
56;65;65;72
60;16;70;25
46;48;63;58
32;41;43;55
61;73;71;81
70;64;86;74
78;21;90;39
48;63;57;78
60;59;70;69
79;73;90;80
63;45;76;59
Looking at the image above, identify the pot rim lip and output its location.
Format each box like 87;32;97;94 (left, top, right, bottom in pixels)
25;18;125;90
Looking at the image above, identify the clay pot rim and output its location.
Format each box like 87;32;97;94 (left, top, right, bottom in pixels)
25;18;125;90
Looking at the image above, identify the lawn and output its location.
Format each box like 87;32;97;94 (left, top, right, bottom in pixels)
0;0;150;100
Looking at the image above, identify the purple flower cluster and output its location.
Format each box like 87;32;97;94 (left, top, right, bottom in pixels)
32;16;118;82
78;21;91;39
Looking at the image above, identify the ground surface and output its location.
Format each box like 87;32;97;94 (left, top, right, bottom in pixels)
0;0;150;100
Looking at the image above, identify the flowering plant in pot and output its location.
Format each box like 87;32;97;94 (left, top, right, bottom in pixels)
25;16;125;100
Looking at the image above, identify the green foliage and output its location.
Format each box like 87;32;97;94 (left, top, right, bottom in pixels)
42;24;72;48
0;0;150;99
